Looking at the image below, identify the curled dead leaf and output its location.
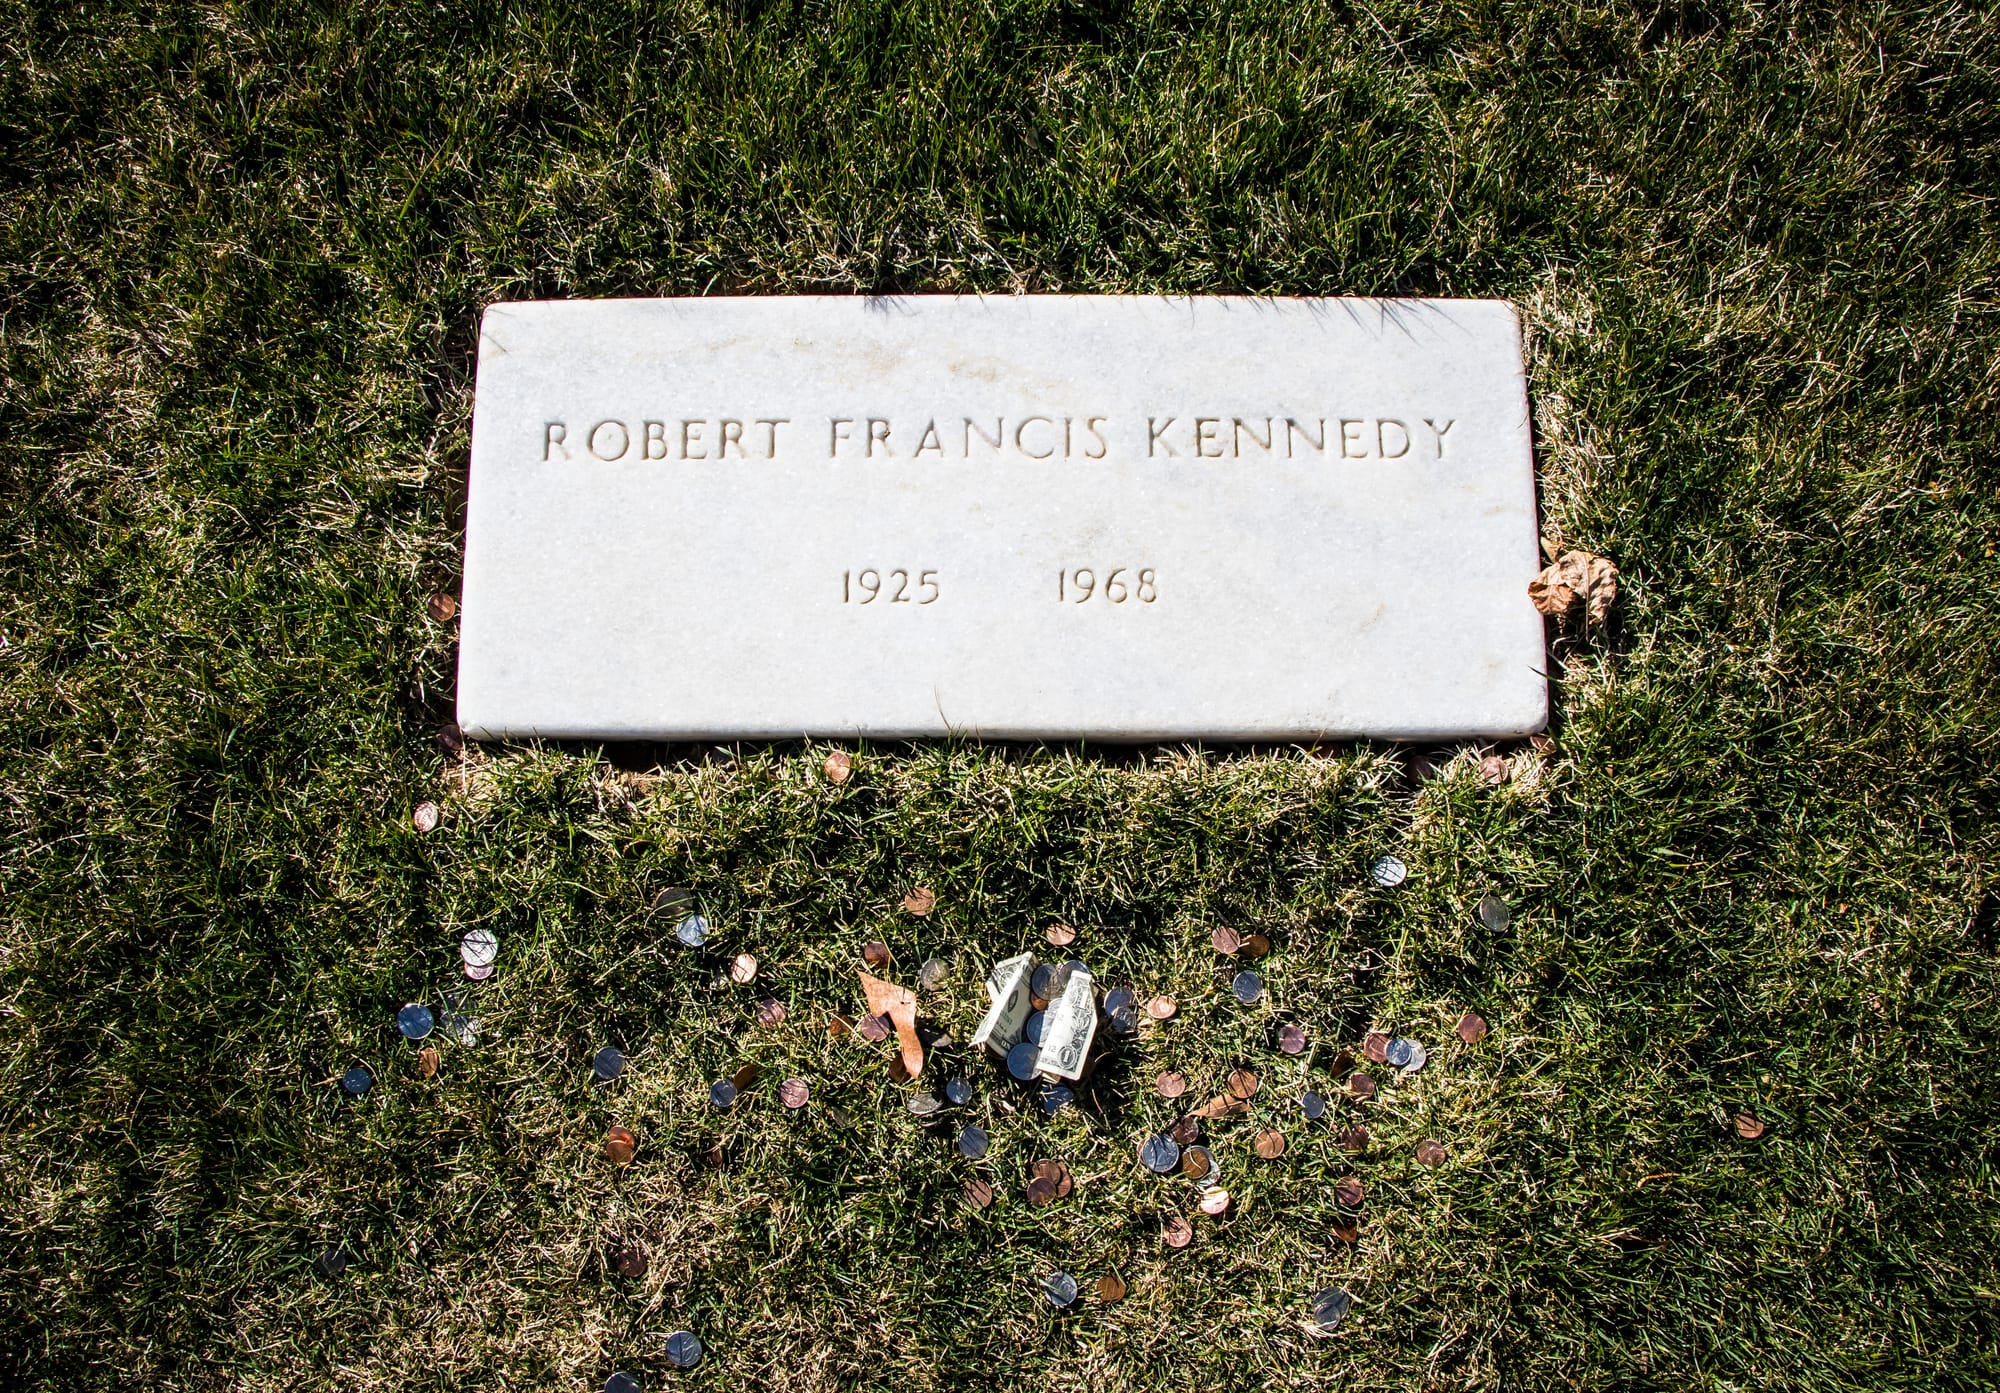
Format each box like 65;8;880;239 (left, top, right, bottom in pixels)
1529;550;1619;627
858;971;924;1079
901;886;936;916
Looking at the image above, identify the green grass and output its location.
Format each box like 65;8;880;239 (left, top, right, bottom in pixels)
3;0;1999;1388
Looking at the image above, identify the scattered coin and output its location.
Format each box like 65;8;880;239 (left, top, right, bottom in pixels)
780;1077;810;1109
605;1126;637;1164
858;1013;893;1043
1457;1011;1489;1044
1046;923;1077;946
729;953;758;985
1231;970;1264;1004
1334;1176;1365;1208
1026;1175;1058;1206
887;1055;913;1083
1029;962;1057;1000
397;1003;434;1040
823;749;853;784
1362;1031;1390;1063
1022;1008;1050;1047
653;886;695;915
919;957;948;990
341;1066;371;1096
1734;1112;1766;1140
1141;1134;1183;1174
862;941;892;968
901;886;936;916
416;1046;439;1078
1390;1038;1428;1073
1180;1145;1213;1179
1278;1023;1308;1055
956;1124;989;1160
1198;1188;1232;1216
459;928;498;968
908;1091;942;1117
427;592;458;622
1311;1285;1353;1333
592;1046;625;1081
1156;1070;1188;1100
1254;1129;1287;1159
1301;1091;1327;1121
412;801;441;834
675;915;709;947
613;1244;649;1279
1146;994;1178;1020
1104;987;1135;1015
965;1177;995;1209
1369;853;1407;887
1162;1214;1194;1248
1331;1218;1360;1243
1097;1273;1127;1303
664;1331;703;1370
1041;1084;1074;1116
1416;1138;1448;1166
1033;1159;1074;1198
1043;1271;1079;1308
731;1061;761;1091
463;961;494;981
826;1012;855;1040
1348;1073;1377;1100
944;1077;972;1106
1480;753;1510;785
1227;1068;1260;1100
1048;960;1085;997
1331;1050;1355;1077
606;1373;641;1393
1340;1125;1369;1154
709;1080;737;1109
1478;893;1511;931
1007;1041;1039;1081
1168;1115;1200;1146
1241;932;1272;959
1109;1005;1139;1036
1211;926;1243;955
436;722;465;757
756;999;787;1028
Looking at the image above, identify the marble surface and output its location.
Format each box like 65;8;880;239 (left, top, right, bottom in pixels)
457;296;1546;741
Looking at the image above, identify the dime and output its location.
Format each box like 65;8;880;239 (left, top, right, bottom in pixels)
901;886;936;916
1457;1011;1489;1044
1140;1134;1183;1174
1231;971;1263;1005
592;1046;625;1081
605;1126;637;1164
412;801;440;834
862;940;892;968
1384;1037;1415;1070
1097;1273;1127;1303
1211;926;1243;955
756;999;786;1027
397;1003;434;1040
1043;1271;1079;1308
317;1246;351;1275
1156;1070;1188;1100
1108;1006;1140;1037
908;1091;941;1116
1340;1125;1369;1154
965;1178;995;1209
1254;1129;1287;1159
416;1046;439;1078
944;1077;973;1106
1104;987;1135;1015
1241;933;1272;959
1023;1009;1046;1046
1007;1041;1039;1082
1167;1115;1200;1146
1311;1286;1353;1333
1334;1176;1365;1208
1415;1138;1447;1166
1146;994;1177;1020
1162;1214;1194;1248
1369;854;1407;887
606;1372;642;1393
1227;1068;1260;1101
779;1077;810;1109
1278;1023;1308;1055
1734;1112;1766;1140
1046;923;1077;946
1348;1073;1377;1100
612;1245;648;1279
709;1080;737;1109
1041;1084;1074;1116
426;592;458;622
918;957;948;990
957;1125;989;1160
1198;1188;1231;1216
675;915;709;947
462;961;494;981
823;749;853;784
1394;1038;1428;1073
341;1066;371;1096
1478;893;1511;931
729;953;758;985
1362;1031;1390;1063
1179;1145;1212;1179
664;1331;703;1370
1301;1091;1327;1121
459;928;499;968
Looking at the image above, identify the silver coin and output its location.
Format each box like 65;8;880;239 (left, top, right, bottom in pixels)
316;1246;351;1276
397;1003;434;1040
918;957;948;990
1007;1041;1038;1081
710;1080;737;1109
606;1374;642;1393
664;1330;703;1369
1108;1006;1139;1036
1232;970;1264;1004
1041;1083;1074;1115
1312;1285;1353;1331
462;961;495;981
1197;1153;1221;1190
1042;1271;1079;1308
1302;1091;1328;1121
1479;893;1511;931
1047;963;1076;998
459;928;499;968
341;1066;371;1095
1024;1010;1046;1046
653;886;694;914
957;1124;989;1159
907;1091;941;1116
1140;1134;1182;1174
1029;963;1056;999
1384;1037;1415;1069
592;1046;625;1081
944;1078;973;1106
1397;1039;1428;1072
1370;854;1408;888
1104;987;1135;1015
675;915;709;947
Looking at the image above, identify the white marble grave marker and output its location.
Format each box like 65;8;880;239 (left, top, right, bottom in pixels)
457;296;1546;741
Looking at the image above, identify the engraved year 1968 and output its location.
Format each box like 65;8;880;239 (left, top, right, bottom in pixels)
1057;568;1157;603
843;568;940;604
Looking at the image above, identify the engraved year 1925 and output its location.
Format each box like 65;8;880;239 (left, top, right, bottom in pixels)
1057;568;1157;603
843;568;940;604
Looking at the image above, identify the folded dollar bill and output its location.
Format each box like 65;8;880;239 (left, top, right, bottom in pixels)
1034;964;1096;1081
970;951;1035;1057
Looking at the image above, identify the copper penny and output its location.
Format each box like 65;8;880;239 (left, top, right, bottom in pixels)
436;722;464;757
827;1012;855;1040
1032;1159;1073;1198
1416;1138;1447;1166
1045;923;1076;946
1162;1214;1194;1248
1348;1072;1377;1100
415;1047;439;1078
1146;994;1177;1020
412;801;440;834
1734;1112;1766;1140
1340;1125;1369;1154
426;592;458;622
1227;1068;1260;1101
1278;1023;1308;1055
1156;1070;1188;1100
1241;932;1271;959
604;1126;637;1165
823;749;853;784
779;1077;810;1109
1211;926;1243;955
965;1178;995;1209
1480;753;1509;785
1025;1176;1058;1206
1457;1011;1489;1044
1097;1273;1127;1302
1253;1129;1287;1159
862;941;892;968
612;1244;648;1279
1198;1188;1231;1216
1179;1145;1212;1179
887;1054;912;1083
1330;1219;1360;1243
757;999;787;1028
1168;1115;1200;1146
1330;1050;1355;1077
901;886;936;916
1363;1031;1390;1064
1334;1176;1365;1208
729;953;758;985
858;1013;893;1042
731;1061;761;1091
